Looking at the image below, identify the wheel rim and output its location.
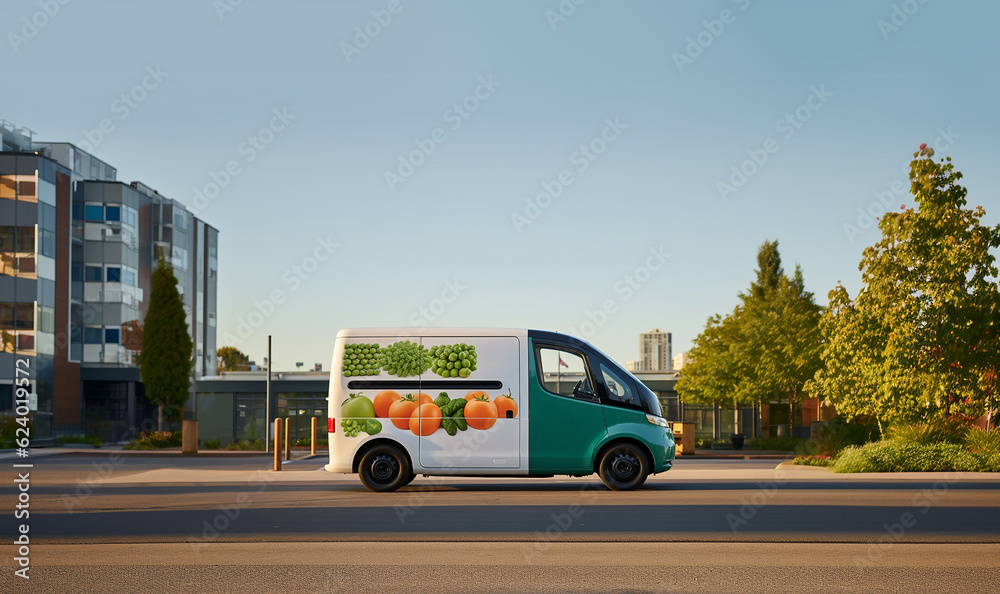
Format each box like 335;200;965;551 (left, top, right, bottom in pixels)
369;454;398;483
610;450;639;482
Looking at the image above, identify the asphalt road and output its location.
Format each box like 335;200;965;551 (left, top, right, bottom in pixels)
4;453;1000;592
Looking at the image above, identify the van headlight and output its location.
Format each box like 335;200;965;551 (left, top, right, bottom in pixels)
645;414;669;428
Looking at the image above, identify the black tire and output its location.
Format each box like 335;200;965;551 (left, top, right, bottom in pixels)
402;472;417;486
598;443;649;491
358;444;411;492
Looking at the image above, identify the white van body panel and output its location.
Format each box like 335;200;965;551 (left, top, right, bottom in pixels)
326;328;531;475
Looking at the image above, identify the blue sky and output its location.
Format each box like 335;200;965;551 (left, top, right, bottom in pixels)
4;0;999;370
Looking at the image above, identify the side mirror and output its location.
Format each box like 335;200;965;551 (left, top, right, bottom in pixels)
573;380;596;401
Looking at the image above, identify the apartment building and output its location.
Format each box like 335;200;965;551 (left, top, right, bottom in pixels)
0;120;218;442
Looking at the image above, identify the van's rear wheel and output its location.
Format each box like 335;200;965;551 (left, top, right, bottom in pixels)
598;444;648;491
358;444;411;492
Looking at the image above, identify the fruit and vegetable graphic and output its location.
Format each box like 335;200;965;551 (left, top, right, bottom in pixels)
339;393;381;436
338;390;517;438
464;395;498;430
342;343;382;377
429;343;477;378
378;340;432;377
340;341;482;379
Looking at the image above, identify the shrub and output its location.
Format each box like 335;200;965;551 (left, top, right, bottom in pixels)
748;436;802;451
888;418;969;445
806;416;881;456
832;440;1000;473
0;414;31;448
203;438;221;450
791;454;832;467
963;427;1000;454
123;431;181;450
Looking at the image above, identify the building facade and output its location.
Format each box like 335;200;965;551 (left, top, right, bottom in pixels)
0;121;218;442
638;328;672;372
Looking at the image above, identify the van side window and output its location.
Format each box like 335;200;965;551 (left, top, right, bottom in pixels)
599;363;638;408
537;347;591;398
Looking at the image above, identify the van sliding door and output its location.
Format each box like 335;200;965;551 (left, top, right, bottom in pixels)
418;336;521;469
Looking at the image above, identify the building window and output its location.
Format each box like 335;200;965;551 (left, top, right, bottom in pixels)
15;226;34;252
106;267;121;283
39;229;55;258
0;227;13;252
85;266;103;282
18;181;36;197
173;210;188;230
15;303;34;330
105;206;121;222
84;327;103;344
0;176;15;200
37;305;54;333
122;267;137;287
105;328;120;344
122;205;137;228
72;263;82;282
84;204;104;221
0;302;13;329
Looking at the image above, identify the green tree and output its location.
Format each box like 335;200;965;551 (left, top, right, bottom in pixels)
678;241;823;435
140;259;193;431
814;145;1000;429
217;346;251;373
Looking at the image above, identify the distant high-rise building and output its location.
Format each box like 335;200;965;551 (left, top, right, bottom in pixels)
1;120;218;442
638;328;672;372
672;351;690;371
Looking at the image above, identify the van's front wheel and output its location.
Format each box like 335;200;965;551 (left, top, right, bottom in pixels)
598;444;648;491
358;444;411;492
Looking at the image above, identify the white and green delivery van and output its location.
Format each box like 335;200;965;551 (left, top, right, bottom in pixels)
326;328;675;491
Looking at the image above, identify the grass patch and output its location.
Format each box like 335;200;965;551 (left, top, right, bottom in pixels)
225;438;266;451
57;435;103;448
791;454;833;467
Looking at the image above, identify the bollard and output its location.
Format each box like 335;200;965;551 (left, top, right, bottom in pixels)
311;416;317;456
284;417;291;461
274;418;283;471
